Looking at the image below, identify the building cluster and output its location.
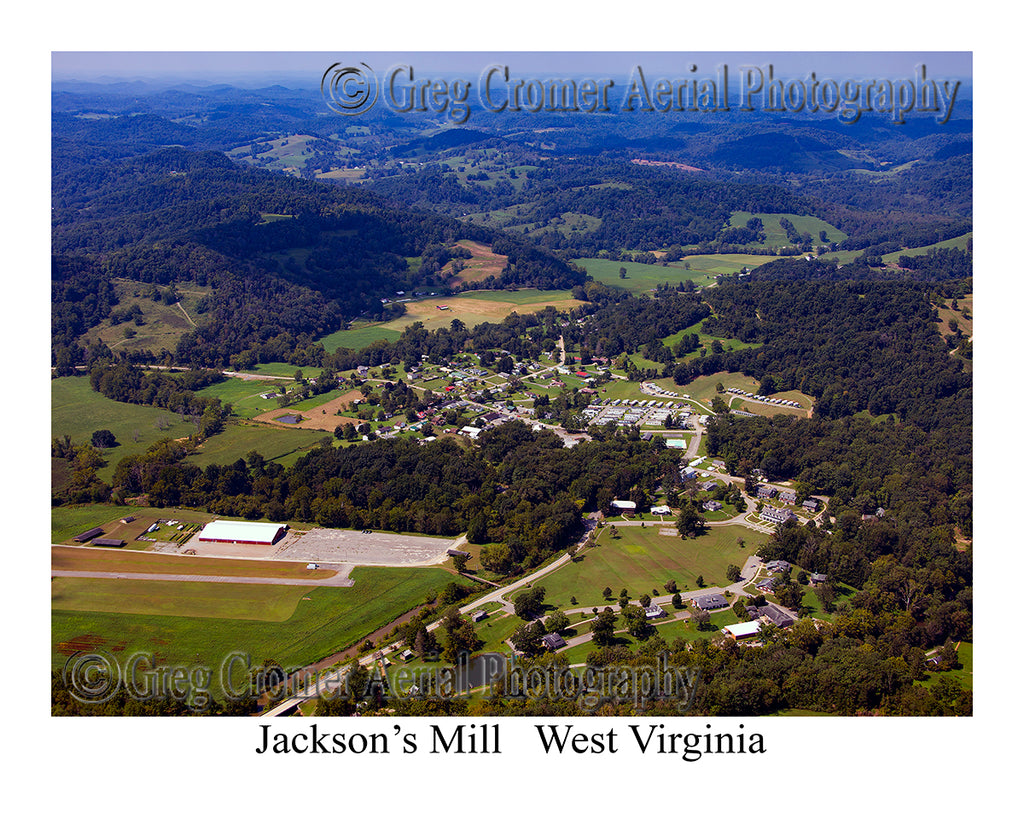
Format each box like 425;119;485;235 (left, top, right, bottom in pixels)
580;397;692;428
724;387;802;408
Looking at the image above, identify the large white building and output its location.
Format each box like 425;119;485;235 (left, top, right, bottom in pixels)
196;520;287;545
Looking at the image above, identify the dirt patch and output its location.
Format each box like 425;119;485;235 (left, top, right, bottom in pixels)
55;634;109;656
253;389;364;431
448;240;508;285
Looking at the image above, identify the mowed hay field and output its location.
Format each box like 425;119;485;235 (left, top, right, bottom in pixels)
389;291;585;332
52;565;457;695
540;524;768;610
448;240;507;284
320;288;583;352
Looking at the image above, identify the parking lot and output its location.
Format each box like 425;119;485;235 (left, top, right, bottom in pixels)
271;528;458;567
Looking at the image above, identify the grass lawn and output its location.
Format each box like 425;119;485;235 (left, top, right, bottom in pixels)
52;565;457;699
539;524;767;610
918;642;973;691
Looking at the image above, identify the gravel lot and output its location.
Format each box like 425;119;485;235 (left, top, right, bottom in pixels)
272;528;458;566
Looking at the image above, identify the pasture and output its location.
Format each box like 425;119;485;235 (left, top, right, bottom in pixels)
728;212;848;246
576;254;775;293
193;377;291;420
539;524;767;610
51;377;198;482
83;279;212;358
884;232;972;263
185;422;327;468
448;240;507;285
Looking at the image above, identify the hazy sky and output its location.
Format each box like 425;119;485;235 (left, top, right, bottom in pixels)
52;51;972;88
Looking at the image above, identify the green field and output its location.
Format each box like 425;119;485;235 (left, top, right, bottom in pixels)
186;422;327;469
882;232;973;264
193;377;290;419
539;524;767;610
320;324;404;353
52;377;199;482
52;565;458;698
52;576;310;621
575;254;777;294
83;279;212;358
729;212;848;246
662;316;764;358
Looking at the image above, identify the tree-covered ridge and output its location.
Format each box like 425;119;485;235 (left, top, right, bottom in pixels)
50;147;584;369
665;278;971;427
371;157;813;255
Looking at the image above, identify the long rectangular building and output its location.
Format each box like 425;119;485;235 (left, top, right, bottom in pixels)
196;520;286;546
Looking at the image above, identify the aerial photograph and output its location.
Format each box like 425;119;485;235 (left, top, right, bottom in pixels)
49;48;976;729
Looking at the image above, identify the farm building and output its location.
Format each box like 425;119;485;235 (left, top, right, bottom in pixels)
73;527;105;543
92;538;125;548
196;520;286;546
747;603;795;628
722;621;761;640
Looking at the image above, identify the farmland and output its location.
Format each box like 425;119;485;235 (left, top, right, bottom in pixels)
51;565;459;697
51;377;199;482
575;254;775;293
322;288;584;350
728;211;848;246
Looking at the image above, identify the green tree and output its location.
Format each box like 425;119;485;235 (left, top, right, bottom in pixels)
513;586;547;620
545;611;571;634
441;607;481;664
90;429;117;448
591;609;618;647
